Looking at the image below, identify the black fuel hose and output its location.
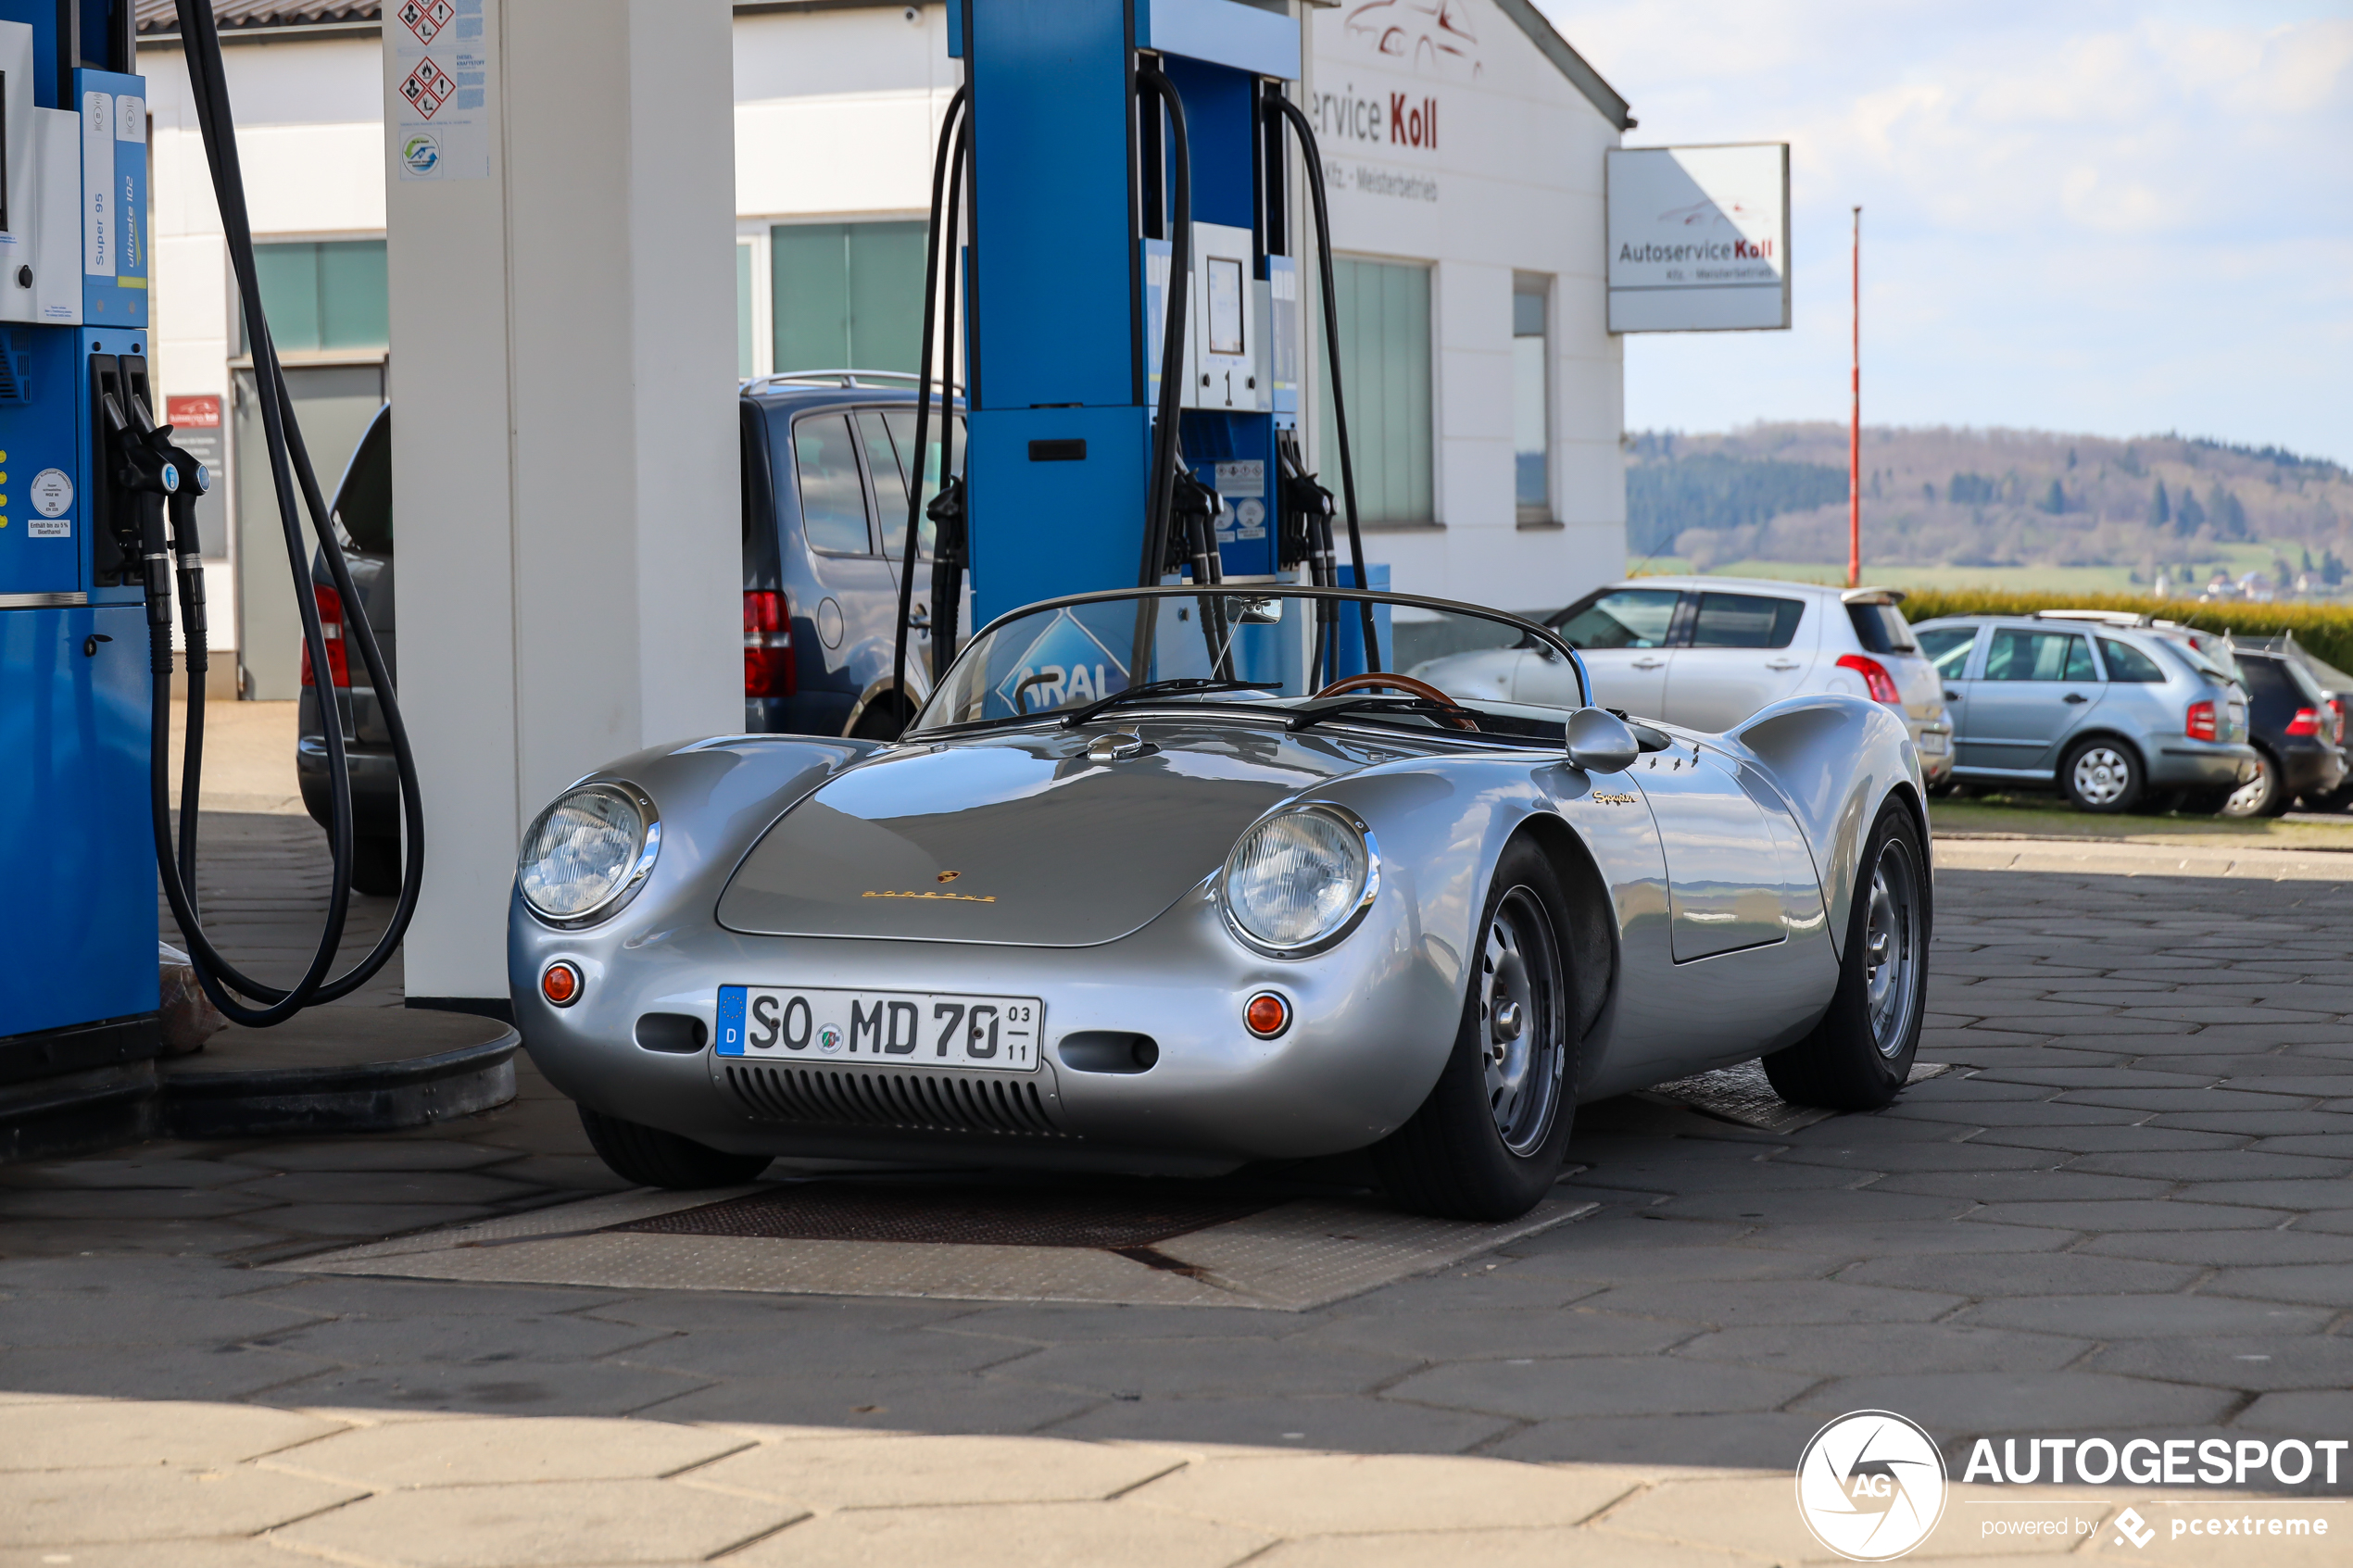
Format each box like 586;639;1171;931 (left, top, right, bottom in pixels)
1263;87;1378;670
1135;64;1193;596
892;85;968;721
150;0;424;1025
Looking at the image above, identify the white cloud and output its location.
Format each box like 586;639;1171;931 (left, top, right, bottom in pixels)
1544;1;2353;461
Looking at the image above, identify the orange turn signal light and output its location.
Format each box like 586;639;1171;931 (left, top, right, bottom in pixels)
1244;991;1290;1039
542;961;582;1007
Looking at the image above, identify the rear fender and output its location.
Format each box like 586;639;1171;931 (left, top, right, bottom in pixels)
1725;694;1924;959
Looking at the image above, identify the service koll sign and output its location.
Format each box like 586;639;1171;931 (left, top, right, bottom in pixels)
1606;143;1791;332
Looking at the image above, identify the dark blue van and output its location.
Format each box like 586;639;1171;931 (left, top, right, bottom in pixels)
296;371;962;894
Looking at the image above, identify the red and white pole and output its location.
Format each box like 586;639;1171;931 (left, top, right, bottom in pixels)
1847;205;1862;590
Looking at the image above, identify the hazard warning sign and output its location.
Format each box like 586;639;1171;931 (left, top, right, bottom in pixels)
395;0;492;182
400;57;454;119
398;1;454;45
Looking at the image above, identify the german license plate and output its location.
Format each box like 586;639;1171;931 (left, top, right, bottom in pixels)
715;985;1042;1072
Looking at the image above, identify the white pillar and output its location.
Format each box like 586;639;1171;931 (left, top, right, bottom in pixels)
386;0;741;1006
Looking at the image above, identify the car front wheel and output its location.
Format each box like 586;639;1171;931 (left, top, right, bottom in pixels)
1373;840;1576;1222
2062;738;2143;813
579;1107;773;1189
1763;802;1929;1110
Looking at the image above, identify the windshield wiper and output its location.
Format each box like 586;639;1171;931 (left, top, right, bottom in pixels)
1287;695;1478;733
1059;677;1281;729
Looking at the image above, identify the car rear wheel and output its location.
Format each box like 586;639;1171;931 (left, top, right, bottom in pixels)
2061;738;2143;813
578;1106;773;1189
1763;802;1928;1111
1373;840;1575;1222
2221;749;2289;818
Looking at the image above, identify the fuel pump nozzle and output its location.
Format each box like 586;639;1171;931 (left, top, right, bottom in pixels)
98;389;184;675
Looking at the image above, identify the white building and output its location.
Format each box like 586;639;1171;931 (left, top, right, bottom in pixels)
139;0;1630;697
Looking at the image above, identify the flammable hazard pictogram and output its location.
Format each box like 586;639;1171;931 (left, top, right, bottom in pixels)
398;0;454;45
400;58;454;119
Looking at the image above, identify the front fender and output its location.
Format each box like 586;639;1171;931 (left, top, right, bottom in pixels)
508;734;878;1011
1725;694;1924;957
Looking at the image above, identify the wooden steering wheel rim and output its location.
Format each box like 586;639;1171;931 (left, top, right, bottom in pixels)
1311;671;1479;731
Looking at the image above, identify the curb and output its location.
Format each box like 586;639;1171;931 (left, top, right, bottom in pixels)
158;1031;521;1139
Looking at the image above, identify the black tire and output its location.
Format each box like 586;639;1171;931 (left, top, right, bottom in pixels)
2176;785;2235;816
2060;735;2144;813
1763;802;1930;1111
1373;840;1577;1221
351;833;403;897
578;1106;772;1189
2301;784;2353;815
849;700;909;741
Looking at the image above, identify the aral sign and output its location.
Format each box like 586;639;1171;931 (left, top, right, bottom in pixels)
1606;143;1791;332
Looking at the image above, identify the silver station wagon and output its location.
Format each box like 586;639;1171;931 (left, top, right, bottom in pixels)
1908;615;2257;812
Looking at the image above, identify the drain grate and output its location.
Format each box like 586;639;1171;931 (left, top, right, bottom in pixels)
606;1183;1274;1250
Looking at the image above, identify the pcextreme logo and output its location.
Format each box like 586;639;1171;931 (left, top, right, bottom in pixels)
1795;1411;1949;1561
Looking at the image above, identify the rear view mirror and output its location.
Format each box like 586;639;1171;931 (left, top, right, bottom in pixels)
1226;596;1283;624
1565;707;1640;773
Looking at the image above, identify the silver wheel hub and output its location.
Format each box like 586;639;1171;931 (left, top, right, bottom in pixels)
1862;838;1921;1058
2224;758;2271;817
1480;885;1565;1157
2071;746;2132;807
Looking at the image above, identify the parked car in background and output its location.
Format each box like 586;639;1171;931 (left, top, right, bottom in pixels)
2220;648;2348;818
1907;615;2257;813
1414;577;1953;784
2242;634;2353;812
2036;609;2243;684
297;372;961;895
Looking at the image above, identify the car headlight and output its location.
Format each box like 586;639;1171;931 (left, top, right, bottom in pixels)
1221;806;1378;956
517;782;661;926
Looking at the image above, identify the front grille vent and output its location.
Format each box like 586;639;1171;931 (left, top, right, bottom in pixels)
724;1062;1066;1137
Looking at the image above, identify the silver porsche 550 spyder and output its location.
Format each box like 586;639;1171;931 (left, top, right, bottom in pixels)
510;584;1931;1221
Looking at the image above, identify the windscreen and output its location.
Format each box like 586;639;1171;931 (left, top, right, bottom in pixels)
911;589;1576;738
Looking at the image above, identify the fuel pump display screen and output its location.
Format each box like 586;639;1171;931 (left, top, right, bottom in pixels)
1207;257;1246;357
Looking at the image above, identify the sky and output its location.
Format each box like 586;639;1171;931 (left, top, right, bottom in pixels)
1546;1;2353;464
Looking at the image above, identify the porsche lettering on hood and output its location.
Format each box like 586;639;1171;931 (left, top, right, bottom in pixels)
717;727;1363;946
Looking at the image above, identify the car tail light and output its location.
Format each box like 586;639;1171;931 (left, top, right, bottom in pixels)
2329;698;2346;746
2286;706;2322;738
743;590;795;697
2185;700;2218;742
1836;653;1902;705
297;583;349;688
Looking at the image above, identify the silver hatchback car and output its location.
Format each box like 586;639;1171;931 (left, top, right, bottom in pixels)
1909;616;2257;812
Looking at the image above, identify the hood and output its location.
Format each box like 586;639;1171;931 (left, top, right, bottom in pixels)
716;721;1380;946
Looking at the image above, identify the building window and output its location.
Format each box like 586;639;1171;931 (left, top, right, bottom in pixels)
771;220;927;374
1514;273;1550;523
241;240;388;354
1317;256;1433;528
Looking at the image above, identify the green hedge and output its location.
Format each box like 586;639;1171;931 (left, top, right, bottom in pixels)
1897;589;2353;675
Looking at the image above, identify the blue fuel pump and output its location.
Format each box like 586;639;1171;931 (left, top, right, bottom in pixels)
892;0;1380;709
0;1;422;1098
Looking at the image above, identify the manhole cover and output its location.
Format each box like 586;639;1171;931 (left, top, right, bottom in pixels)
606;1183;1275;1250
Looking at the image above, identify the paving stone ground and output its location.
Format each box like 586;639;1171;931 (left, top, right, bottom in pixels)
6;837;2353;1563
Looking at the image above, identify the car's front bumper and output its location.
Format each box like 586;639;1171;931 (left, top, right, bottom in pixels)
510;883;1466;1174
